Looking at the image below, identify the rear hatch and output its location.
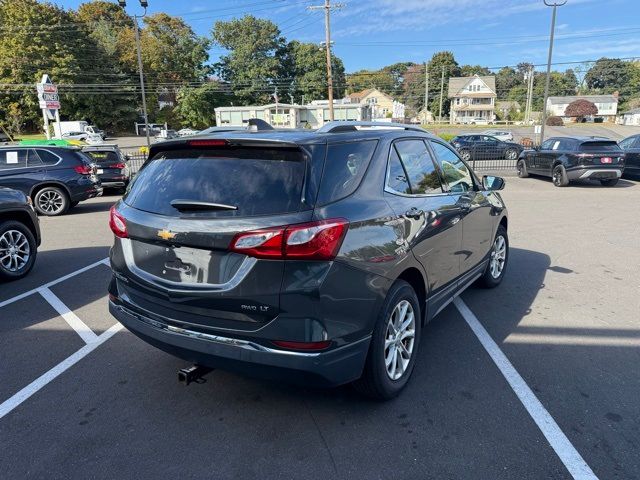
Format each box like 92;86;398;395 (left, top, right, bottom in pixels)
84;149;125;177
112;140;324;332
576;140;624;166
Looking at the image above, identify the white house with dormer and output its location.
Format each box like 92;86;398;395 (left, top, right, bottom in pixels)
448;75;497;124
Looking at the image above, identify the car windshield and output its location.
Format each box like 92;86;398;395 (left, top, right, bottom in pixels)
124;146;308;218
578;141;621;152
84;151;119;163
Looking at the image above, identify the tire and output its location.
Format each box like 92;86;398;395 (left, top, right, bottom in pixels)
552;165;569;187
505;148;518;160
34;186;69;216
517;159;529;178
459;149;472;162
354;280;422;400
478;224;508;288
600;178;618;187
0;220;37;281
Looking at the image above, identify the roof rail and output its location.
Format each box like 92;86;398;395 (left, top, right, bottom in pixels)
316;121;428;134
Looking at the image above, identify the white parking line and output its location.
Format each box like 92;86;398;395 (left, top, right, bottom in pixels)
0;323;123;420
38;287;99;345
453;297;598;480
0;257;109;309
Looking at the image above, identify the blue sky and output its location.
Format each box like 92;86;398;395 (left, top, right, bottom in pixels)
55;0;639;72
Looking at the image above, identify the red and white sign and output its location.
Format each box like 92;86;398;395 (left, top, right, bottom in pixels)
37;75;60;111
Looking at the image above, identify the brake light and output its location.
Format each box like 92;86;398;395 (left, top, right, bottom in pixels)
113;163;126;169
74;164;93;175
600;157;613;164
109;206;128;238
229;219;348;260
271;340;331;351
188;139;229;147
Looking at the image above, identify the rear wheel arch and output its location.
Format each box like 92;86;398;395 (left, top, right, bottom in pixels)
397;267;427;324
30;182;71;200
499;216;508;232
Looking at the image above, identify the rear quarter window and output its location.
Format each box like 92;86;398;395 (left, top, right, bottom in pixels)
315;140;378;206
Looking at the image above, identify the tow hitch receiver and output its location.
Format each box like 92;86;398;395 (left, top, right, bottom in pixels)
178;364;213;386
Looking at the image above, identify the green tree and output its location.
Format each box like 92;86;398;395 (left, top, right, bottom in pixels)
460;65;491;77
585;58;633;93
495;67;520;97
174;82;231;128
283;41;345;102
212;15;285;104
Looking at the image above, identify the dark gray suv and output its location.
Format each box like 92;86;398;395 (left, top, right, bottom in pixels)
107;122;508;399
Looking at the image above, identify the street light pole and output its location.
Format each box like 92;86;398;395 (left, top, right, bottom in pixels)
119;0;150;148
539;0;567;144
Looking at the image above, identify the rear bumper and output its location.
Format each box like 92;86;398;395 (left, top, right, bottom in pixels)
566;167;623;181
70;185;103;202
109;300;371;388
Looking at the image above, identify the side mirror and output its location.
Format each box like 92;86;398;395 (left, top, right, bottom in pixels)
483;175;505;191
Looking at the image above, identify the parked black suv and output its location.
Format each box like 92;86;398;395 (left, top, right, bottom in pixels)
0;187;41;281
0;145;103;215
517;136;625;187
82;145;131;192
108;122;509;399
619;134;640;179
450;135;523;161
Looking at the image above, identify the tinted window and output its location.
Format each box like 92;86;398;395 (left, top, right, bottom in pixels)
429;141;474;193
126;147;307;218
316;140;377;205
558;139;576;151
27;149;43;167
35;149;61;165
468;136;481;142
540;139;555;150
579;141;622;152
386;147;411;194
394;140;442;194
0;150;27;169
84;151;120;163
482;136;498;142
619;137;635;149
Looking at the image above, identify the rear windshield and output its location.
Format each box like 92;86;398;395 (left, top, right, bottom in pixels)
579;141;621;152
124;147;307;217
84;151;120;163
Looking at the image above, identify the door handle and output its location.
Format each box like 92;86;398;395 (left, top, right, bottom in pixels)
405;207;424;220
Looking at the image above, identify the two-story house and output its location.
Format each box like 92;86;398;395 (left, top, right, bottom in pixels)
448;75;497;124
347;88;404;120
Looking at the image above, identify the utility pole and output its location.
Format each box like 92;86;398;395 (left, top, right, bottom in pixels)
524;66;534;124
424;62;429;124
119;0;150;148
540;0;566;144
438;65;445;124
309;1;343;121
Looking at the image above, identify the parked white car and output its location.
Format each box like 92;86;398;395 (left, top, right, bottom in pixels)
481;130;514;142
177;128;198;137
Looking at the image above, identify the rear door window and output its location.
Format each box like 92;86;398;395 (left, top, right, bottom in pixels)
394;140;443;194
316;140;377;205
0;150;27;169
125;146;308;218
429;141;474;193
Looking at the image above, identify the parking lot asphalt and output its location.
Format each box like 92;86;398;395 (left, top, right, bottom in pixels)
0;178;638;480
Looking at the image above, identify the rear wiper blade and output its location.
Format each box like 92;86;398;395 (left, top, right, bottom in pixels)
170;199;238;211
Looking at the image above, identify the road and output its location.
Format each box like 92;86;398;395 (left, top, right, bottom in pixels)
0;177;638;479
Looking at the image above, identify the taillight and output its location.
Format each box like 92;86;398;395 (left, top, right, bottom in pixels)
74;164;93;175
229;218;348;261
109;206;128;238
113;163;126;169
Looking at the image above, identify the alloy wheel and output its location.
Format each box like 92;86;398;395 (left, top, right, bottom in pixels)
489;235;507;279
384;299;416;381
506;149;517;160
461;151;471;161
0;229;30;273
37;190;64;214
553;168;562;186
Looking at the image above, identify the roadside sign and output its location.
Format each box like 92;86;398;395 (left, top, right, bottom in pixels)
37;74;60;112
534;125;542;134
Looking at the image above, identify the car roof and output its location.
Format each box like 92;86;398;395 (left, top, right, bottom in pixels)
548;136;613;142
0;144;80;150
